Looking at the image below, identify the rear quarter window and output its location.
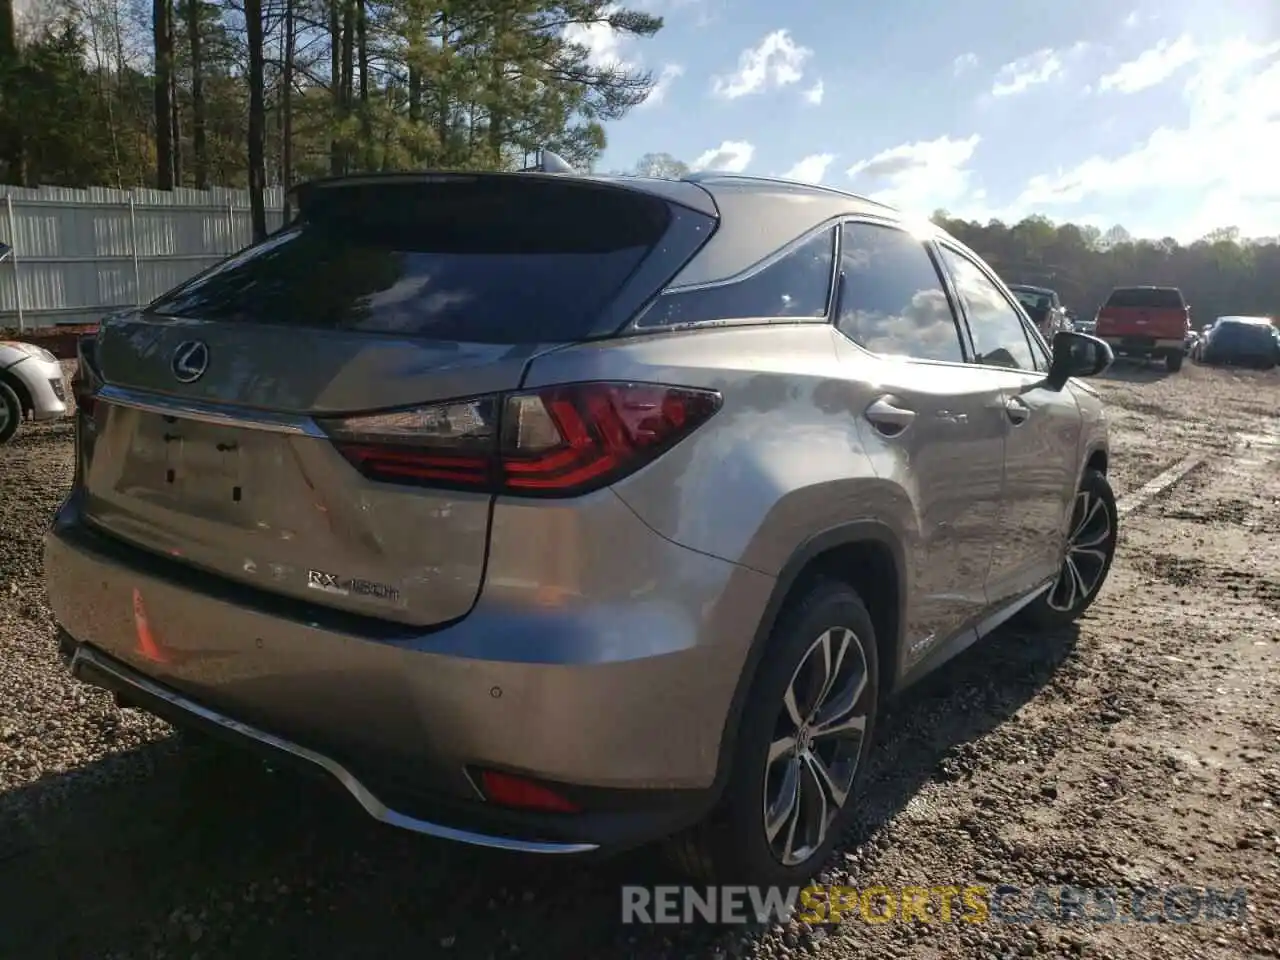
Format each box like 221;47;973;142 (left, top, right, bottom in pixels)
633;228;836;328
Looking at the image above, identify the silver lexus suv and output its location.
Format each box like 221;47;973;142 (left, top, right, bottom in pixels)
48;171;1118;886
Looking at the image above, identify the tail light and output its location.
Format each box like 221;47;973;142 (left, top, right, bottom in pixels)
317;381;722;498
73;335;100;419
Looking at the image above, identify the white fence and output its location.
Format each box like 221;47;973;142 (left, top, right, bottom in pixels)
0;184;288;331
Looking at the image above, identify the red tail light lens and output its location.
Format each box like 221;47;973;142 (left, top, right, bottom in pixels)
476;769;581;813
318;381;721;498
321;395;500;488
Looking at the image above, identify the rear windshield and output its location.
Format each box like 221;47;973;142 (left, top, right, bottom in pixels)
1215;322;1274;347
145;178;671;343
1105;287;1184;309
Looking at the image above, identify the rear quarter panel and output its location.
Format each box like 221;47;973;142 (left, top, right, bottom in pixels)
519;324;918;578
1068;379;1109;484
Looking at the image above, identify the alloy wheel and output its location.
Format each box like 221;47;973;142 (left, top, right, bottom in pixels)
762;627;869;866
1047;488;1113;612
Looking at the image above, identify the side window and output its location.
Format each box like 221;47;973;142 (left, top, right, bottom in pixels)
634;228;835;329
835;222;965;363
937;247;1038;372
1025;321;1051;370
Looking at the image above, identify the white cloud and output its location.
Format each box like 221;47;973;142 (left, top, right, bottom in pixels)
1098;35;1199;93
991;48;1065;96
1123;10;1141;28
1016;38;1280;240
711;29;813;99
802;79;825;105
640;63;685;108
691;140;756;173
564;10;682;112
953;52;979;76
783;153;836;183
846;134;983;216
564;12;632;70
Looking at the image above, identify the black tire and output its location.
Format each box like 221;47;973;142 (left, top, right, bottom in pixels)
1021;469;1118;630
1165;351;1184;372
0;379;21;445
665;579;879;886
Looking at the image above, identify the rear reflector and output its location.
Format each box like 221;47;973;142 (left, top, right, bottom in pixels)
318;381;721;498
477;769;581;813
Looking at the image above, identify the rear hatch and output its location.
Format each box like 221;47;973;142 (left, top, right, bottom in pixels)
1209;321;1277;360
76;174;713;626
1096;286;1189;341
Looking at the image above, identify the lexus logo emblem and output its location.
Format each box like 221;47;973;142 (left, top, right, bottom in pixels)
171;340;210;383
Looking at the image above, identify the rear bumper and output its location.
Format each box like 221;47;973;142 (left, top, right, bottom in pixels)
1200;350;1276;367
1099;336;1184;354
46;490;775;852
64;639;598;853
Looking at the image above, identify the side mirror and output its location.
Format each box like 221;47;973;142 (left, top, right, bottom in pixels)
1045;331;1113;390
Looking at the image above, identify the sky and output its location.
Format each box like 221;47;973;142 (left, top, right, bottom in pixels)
579;0;1280;242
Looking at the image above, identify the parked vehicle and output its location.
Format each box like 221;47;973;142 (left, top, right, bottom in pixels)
0;339;69;444
1188;323;1213;361
1195;316;1280;369
1094;286;1190;371
48;168;1118;886
1008;284;1070;339
0;242;71;443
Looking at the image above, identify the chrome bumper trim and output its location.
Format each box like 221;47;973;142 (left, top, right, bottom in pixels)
97;384;326;437
69;645;599;855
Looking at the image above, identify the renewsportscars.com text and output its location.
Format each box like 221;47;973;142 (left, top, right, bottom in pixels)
621;884;1249;925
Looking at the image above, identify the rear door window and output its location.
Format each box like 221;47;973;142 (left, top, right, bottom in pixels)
634;228;835;328
145;179;672;344
834;222;966;363
1104;287;1184;309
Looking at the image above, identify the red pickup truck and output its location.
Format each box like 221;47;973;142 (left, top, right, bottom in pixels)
1094;286;1191;371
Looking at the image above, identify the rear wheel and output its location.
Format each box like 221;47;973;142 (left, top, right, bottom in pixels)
0;380;22;445
665;580;879;885
1021;469;1117;630
1165;350;1184;372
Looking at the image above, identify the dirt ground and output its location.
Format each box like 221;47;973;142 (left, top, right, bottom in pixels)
1;359;1277;960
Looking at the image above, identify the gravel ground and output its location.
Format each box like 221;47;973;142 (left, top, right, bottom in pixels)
1;359;1278;959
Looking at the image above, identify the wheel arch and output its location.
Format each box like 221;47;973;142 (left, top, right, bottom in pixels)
0;367;33;417
711;519;907;798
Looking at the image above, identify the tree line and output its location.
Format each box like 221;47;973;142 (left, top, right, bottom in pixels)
0;0;662;237
1;3;1276;328
932;216;1280;327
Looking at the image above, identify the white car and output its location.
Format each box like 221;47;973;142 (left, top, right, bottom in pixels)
0;339;70;443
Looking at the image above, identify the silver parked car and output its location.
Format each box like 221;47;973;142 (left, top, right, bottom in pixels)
0;339;69;443
48;170;1118;886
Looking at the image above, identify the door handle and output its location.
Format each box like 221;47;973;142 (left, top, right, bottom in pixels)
1004;396;1031;425
865;396;916;436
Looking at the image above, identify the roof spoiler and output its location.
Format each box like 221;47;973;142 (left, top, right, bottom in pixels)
520;149;577;175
